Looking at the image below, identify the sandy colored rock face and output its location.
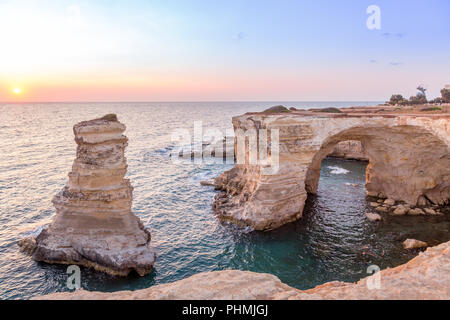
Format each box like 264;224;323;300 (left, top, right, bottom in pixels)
19;115;156;276
392;205;408;215
213;111;450;230
365;212;382;221
408;208;425;215
403;239;428;249
37;241;450;300
329;140;368;161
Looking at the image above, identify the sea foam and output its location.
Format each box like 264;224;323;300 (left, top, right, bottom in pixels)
327;166;350;174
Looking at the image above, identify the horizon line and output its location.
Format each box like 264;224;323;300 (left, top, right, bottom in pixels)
0;100;385;104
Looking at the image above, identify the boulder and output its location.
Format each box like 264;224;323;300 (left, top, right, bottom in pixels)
200;179;215;186
392;205;408;215
417;196;430;206
384;198;396;206
375;206;388;213
365;212;382;222
403;239;428;249
408;208;425;215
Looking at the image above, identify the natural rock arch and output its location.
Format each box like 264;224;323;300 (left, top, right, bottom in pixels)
213;111;450;231
305;125;449;205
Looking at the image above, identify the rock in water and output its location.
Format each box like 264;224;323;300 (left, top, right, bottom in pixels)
392;205;408;215
19;115;156;276
408;208;425;215
365;212;382;222
375;206;388;213
200;179;215;186
423;208;437;215
403;239;428;249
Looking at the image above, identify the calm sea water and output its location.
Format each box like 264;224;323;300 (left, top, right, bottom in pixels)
0;102;448;300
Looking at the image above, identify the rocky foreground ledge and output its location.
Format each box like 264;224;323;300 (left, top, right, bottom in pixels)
19;114;156;276
37;241;449;300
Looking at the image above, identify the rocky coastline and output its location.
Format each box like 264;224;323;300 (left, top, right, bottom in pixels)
37;241;450;300
19;107;449;300
212;106;449;231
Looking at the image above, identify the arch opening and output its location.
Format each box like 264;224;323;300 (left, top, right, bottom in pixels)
305;125;450;206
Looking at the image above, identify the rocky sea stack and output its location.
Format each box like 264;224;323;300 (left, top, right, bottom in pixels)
19;115;156;276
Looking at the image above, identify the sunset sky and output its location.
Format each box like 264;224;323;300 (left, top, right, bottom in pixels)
1;0;449;102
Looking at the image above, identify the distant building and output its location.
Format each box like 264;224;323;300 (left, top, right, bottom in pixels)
445;84;450;90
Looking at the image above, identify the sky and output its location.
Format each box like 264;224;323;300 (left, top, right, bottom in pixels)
0;0;449;102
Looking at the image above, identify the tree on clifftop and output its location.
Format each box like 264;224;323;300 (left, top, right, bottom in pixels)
407;85;428;105
441;88;450;103
389;94;406;105
416;85;427;99
408;94;427;105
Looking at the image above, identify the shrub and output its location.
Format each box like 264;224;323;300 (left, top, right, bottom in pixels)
408;94;427;105
420;106;442;111
317;107;343;113
429;97;444;104
441;88;450;103
389;94;406;105
100;114;118;121
263;105;290;113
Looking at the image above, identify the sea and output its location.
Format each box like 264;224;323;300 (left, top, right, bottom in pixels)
0;102;448;299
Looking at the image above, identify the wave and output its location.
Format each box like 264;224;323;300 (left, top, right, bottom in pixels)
327;166;350;175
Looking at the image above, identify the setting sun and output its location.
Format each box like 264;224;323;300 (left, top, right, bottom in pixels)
13;88;21;94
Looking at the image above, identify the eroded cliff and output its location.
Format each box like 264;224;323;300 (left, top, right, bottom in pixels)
213;110;449;230
19;114;156;276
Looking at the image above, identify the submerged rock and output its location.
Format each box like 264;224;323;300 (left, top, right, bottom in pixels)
403;239;428;249
18;115;156;276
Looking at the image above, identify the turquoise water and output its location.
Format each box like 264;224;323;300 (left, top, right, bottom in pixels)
0;102;448;300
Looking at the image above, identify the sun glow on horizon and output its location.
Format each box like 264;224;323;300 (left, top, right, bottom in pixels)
13;88;21;94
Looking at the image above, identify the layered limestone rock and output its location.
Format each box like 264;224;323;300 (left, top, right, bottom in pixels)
19;114;156;276
329;140;368;161
37;241;450;300
213;110;449;230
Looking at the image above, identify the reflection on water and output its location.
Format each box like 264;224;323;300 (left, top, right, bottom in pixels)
0;102;448;299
